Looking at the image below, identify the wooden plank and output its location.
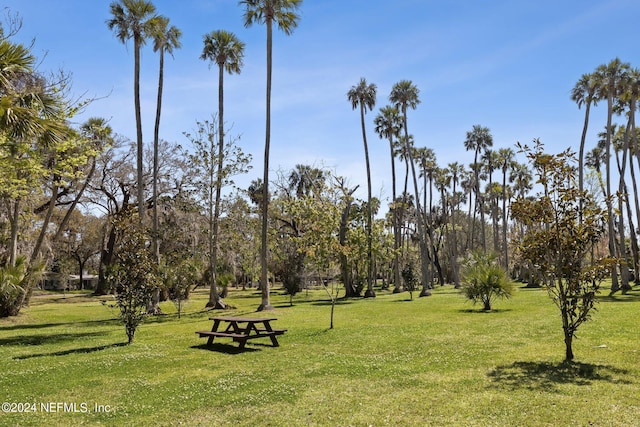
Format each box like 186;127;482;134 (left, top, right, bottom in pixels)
254;328;287;335
208;316;278;322
196;331;246;339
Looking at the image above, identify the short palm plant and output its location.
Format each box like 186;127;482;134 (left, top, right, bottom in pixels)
460;251;514;311
0;257;28;318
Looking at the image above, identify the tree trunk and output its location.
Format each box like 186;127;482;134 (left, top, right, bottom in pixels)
389;137;402;293
360;103;375;299
563;330;574;362
206;63;228;310
258;18;275;312
134;34;145;222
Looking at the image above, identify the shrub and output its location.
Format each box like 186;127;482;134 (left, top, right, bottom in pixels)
460;251;514;311
107;212;159;344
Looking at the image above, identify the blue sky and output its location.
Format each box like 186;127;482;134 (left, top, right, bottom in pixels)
3;0;640;204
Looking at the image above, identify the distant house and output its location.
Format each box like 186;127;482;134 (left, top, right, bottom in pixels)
40;272;98;291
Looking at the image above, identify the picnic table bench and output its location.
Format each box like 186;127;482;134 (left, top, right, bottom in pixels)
196;316;286;349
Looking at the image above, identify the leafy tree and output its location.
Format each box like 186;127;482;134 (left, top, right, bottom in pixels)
401;262;417;300
460;250;514;311
183;119;252;308
240;0;303;311
107;210;159;344
348;77;377;298
511;140;611;361
107;0;158;221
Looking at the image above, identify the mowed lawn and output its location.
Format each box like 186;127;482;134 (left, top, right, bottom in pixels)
1;283;639;426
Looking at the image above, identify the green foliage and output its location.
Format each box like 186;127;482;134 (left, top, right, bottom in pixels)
460;251;514;310
161;260;197;319
107;212;159;343
0;256;27;317
401;262;417;300
511;140;611;361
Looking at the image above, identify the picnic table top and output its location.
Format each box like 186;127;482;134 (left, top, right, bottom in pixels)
208;316;278;323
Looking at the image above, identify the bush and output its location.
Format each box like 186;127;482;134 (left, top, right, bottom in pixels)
107;212;159;344
0;257;27;318
460;251;514;311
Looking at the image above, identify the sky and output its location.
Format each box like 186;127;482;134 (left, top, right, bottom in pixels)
3;0;640;206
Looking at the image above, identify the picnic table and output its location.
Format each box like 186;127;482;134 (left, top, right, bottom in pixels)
196;316;286;349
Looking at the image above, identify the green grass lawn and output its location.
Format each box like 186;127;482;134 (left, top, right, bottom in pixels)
1;282;639;426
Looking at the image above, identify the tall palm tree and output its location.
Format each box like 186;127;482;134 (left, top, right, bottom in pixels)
151;16;181;265
447;161;465;287
594;58;630;292
481;148;499;252
571;72;598;219
240;0;302;311
107;0;157;221
464;124;493;251
200;29;245;309
417;147;437;294
374;105;403;292
497;147;515;271
390;80;430;292
348;77;377;298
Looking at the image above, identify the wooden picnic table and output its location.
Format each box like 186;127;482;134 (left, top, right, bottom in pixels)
196;316;286;349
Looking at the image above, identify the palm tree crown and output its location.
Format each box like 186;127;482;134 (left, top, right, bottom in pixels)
240;0;303;33
151;16;182;57
201;30;245;74
389;80;421;116
107;0;157;45
348;78;377;112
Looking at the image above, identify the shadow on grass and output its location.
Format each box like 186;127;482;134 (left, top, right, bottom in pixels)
310;299;354;307
13;342;129;360
487;361;632;391
596;291;640;303
457;308;513;314
0;330;110;347
191;343;259;354
0;318;120;332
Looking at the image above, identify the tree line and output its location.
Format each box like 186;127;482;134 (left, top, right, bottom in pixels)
0;2;635;357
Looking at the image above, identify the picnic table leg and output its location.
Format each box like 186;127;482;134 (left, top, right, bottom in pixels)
263;321;280;347
207;319;221;346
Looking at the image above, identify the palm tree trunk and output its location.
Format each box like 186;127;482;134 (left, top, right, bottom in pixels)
617;117;632;292
207;63;227;309
259;18;274;311
134;34;145;222
153;49;164;265
8;199;20;267
389;138;402;293
606;92;619;292
578;101;591;223
360;103;375;298
501;170;509;272
403;117;430;295
147;44;165;315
